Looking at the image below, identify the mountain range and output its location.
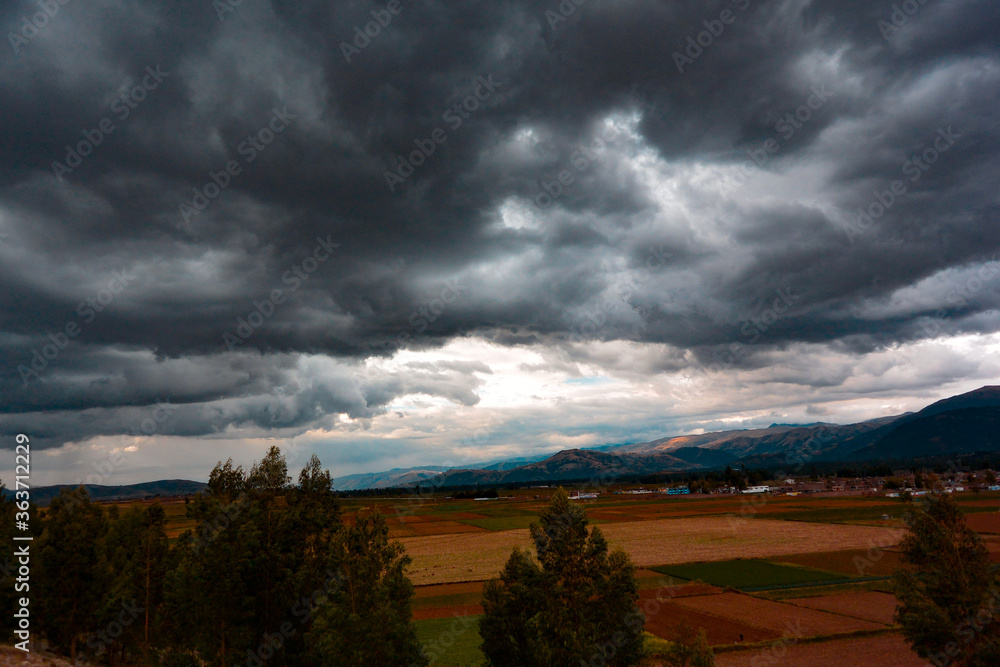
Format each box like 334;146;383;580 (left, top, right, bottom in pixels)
394;385;1000;489
9;386;999;499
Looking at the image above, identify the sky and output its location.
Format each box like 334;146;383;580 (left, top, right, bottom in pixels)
1;0;999;486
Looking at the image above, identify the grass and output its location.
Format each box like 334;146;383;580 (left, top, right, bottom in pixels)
766;501;998;525
414;615;483;666
754;578;896;600
763;504;905;524
650;559;850;590
642;632;676;656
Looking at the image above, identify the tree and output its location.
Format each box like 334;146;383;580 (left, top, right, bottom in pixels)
290;454;342;593
660;623;714;667
37;487;110;662
165;490;260;667
894;494;1000;665
480;488;645;666
306;511;427;666
102;503;170;664
207;458;246;502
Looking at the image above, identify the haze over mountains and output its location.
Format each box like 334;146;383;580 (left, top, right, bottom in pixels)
9;386;998;500
339;386;1000;489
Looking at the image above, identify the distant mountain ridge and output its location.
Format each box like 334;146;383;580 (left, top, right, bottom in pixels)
423;386;1000;489
1;479;207;506
10;387;999;495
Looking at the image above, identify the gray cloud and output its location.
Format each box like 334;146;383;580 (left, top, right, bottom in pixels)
1;0;999;467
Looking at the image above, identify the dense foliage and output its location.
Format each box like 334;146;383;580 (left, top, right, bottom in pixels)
14;447;426;667
480;487;646;666
894;494;1000;666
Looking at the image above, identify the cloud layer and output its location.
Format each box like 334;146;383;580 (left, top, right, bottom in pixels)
1;0;998;482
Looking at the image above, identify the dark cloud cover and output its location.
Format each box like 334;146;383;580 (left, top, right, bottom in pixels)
1;0;998;467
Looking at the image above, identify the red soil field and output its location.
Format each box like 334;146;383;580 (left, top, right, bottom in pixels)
643;601;779;646
713;632;931;666
431;512;491;520
673;592;887;636
407;521;488;536
414;581;484;599
635;568;664;579
955;499;1000;508
964;512;1000;533
790;591;899;625
412;604;483;621
640;584;722;600
773;548;907;577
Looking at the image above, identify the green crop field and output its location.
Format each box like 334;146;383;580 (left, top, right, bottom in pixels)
650;558;851;590
414;616;483;666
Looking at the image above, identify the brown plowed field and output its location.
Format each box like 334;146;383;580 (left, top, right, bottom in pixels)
790;591;898;625
414;581;484;598
412;604;483;621
713;632;931;666
773;548;906;577
399;517;903;585
964;512;1000;533
407;521;488;536
640;583;722;600
643;601;779;646
673;592;887;636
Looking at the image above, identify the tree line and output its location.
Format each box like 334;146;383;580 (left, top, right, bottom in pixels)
6;443;995;665
1;448;425;666
0;446;719;666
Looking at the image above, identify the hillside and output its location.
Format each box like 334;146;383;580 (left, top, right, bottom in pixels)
428;449;698;487
2;479;207;506
421;386;1000;488
333;466;453;491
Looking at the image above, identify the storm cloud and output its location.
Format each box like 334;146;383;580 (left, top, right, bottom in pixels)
1;0;998;482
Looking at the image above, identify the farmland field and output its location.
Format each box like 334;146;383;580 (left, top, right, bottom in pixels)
389;490;1000;664
790;591;899;625
399;516;904;585
772;547;907;577
117;489;998;665
650;559;850;590
714;632;932;666
672;592;888;636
